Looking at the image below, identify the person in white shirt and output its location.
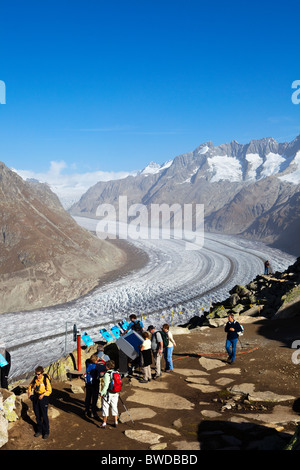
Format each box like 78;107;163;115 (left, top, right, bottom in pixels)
139;331;152;383
162;323;176;372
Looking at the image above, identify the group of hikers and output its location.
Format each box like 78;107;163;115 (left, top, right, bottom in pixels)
26;311;245;441
3;257;267;441
26;314;177;438
123;314;177;383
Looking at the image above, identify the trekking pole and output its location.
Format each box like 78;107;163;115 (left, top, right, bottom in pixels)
119;394;135;425
101;395;125;424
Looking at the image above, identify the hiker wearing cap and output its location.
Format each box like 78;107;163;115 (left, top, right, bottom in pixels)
148;325;163;379
224;314;243;364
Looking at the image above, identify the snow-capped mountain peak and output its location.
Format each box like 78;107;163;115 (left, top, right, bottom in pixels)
140;159;173;175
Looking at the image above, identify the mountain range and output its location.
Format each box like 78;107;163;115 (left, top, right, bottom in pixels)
69;135;300;256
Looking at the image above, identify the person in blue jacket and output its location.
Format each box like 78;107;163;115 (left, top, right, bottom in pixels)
84;354;106;420
123;314;145;335
224;314;243;364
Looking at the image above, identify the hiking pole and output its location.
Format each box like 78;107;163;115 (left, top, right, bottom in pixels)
101;394;125;424
119;395;135;425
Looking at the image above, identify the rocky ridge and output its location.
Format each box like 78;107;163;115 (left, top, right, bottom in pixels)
184;256;300;330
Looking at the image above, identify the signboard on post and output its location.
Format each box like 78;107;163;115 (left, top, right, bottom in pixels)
0;353;8;368
81;332;94;347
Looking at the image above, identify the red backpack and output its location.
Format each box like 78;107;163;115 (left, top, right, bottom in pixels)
109;371;122;393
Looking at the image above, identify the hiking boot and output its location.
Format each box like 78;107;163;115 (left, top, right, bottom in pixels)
43;434;49;439
34;432;42;438
139;379;148;383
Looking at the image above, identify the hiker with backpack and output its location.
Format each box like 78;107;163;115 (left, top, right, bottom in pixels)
99;360;122;428
162;323;176;372
28;366;52;439
123;314;144;335
148;325;163;379
84;353;106;420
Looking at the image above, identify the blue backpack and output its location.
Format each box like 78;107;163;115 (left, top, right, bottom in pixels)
85;363;97;384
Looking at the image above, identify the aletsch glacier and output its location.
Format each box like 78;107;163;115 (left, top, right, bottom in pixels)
0;216;295;381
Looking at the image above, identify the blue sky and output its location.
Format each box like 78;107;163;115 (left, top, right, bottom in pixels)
1;0;300;192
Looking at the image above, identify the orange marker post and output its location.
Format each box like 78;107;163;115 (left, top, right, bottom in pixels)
77;333;81;371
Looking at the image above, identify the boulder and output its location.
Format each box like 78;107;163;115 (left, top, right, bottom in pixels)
0;388;18;422
0;392;8;448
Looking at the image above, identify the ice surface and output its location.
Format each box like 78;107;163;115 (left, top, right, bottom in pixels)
260;152;285;178
279;150;300;184
245;153;263;180
207;155;243;182
0;216;295;381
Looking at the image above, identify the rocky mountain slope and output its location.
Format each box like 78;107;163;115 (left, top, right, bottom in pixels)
69;135;300;255
0;162;127;314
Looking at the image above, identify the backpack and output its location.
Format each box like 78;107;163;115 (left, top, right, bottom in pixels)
131;320;143;335
109;371;122;393
238;324;244;336
34;373;51;386
85;363;97;384
43;373;51;386
160;330;169;348
34;373;51;393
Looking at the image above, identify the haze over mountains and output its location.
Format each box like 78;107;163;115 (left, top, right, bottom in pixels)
70;135;300;256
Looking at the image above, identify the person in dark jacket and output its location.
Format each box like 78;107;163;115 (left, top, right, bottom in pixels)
28;366;52;439
224;314;243;364
264;260;270;275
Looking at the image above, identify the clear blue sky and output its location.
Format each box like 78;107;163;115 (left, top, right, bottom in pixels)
1;0;300;177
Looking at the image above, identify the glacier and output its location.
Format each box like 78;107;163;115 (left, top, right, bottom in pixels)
0;216;295;381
